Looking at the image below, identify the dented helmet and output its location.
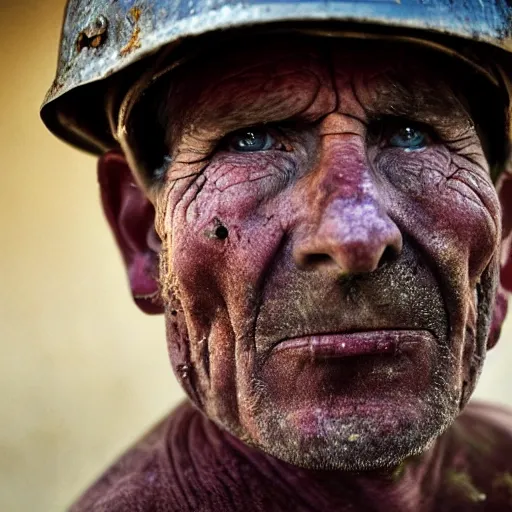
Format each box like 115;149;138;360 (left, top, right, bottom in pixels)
42;0;512;159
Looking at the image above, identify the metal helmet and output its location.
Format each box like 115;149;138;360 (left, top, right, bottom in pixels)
42;0;512;157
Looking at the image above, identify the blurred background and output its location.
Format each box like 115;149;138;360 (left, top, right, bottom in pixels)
0;0;511;510
0;1;184;510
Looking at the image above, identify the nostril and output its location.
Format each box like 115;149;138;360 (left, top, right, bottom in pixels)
377;245;398;269
301;253;333;270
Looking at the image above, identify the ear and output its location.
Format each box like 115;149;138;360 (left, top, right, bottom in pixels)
487;171;512;349
98;150;164;314
499;172;512;291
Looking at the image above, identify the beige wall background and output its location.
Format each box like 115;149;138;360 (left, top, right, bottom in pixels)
0;0;511;510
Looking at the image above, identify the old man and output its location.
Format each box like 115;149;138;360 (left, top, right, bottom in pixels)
42;0;512;510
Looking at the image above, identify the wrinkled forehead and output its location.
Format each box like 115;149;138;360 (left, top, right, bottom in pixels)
167;36;468;112
120;35;505;184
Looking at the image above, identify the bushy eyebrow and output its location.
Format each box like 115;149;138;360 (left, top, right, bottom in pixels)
175;75;331;142
348;68;474;132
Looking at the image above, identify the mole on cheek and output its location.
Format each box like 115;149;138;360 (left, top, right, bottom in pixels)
204;217;229;240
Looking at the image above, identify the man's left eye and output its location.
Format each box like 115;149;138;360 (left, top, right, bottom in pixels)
389;126;428;150
227;128;275;152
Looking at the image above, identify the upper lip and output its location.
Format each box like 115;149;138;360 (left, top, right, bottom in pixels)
254;244;447;354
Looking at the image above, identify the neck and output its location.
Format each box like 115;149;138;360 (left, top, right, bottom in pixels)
230;433;443;511
174;403;446;512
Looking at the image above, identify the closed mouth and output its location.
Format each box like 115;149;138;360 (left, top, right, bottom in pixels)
272;329;435;359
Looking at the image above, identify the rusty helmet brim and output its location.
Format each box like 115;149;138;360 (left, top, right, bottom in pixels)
41;0;512;155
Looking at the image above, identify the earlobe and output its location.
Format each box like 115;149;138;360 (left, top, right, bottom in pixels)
98;150;164;314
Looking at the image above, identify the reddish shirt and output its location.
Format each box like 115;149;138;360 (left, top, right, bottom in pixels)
71;401;512;511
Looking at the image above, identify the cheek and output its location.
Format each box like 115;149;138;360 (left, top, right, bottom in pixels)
168;156;296;291
372;147;501;398
157;158;293;407
374;147;500;278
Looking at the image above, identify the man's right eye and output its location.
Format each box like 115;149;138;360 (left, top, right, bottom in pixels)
226;128;275;153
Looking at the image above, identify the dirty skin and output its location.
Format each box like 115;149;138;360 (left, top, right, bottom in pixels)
112;36;512;510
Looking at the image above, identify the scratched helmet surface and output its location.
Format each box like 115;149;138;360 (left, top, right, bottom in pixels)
42;0;512;154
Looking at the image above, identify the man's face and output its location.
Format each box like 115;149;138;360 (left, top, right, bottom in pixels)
127;38;502;470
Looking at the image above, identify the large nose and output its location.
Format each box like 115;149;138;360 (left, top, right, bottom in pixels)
293;196;403;275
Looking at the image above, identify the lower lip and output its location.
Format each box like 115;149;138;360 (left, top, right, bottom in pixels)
273;330;434;358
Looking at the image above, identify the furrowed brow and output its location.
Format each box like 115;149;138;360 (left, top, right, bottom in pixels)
171;69;330;143
363;74;472;129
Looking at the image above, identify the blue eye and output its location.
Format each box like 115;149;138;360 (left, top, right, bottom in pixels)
228;129;274;152
389;126;427;150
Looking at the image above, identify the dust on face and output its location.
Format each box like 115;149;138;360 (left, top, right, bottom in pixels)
130;37;502;470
